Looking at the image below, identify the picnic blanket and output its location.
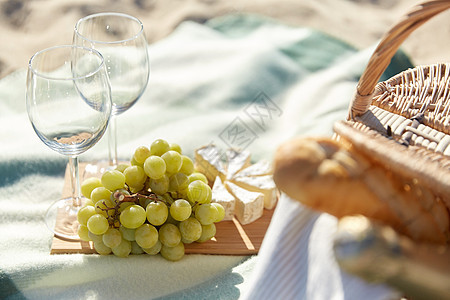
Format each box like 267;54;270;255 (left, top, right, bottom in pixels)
0;14;412;299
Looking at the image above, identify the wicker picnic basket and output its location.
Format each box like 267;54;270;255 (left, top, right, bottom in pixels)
273;1;450;297
332;0;450;239
341;0;450;192
274;0;450;243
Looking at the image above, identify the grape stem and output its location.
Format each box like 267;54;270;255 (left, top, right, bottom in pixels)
98;190;166;227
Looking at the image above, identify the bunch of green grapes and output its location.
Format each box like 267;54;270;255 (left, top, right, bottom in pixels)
77;139;225;261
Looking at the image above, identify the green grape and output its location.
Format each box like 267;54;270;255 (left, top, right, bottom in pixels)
161;151;182;175
88;231;103;243
84;199;95;207
119;225;136;242
112;239;132;258
142;197;154;208
148;175;169;195
195;203;219;225
117;201;134;214
94;240;112;255
187;180;210;204
168;172;189;192
143;177;151;191
115;163;130;173
81;177;103;199
134;146;151;164
161;193;175;206
124;165;147;188
211;203;225;222
160;242;185;261
135;224;159;249
197;223;216;243
144;156;166;179
143;240;162;255
206;186;212;204
181;237;194;244
170;199;192;222
110;188;130;204
87;214;109;235
165;212;180;225
90;187;112;204
146;201;168;226
77;205;97;226
78;224;90;241
179;217;202;241
129;184;144;193
159;223;181;247
169;143;182;154
176;188;189;201
188;172;208;184
179;155;194;175
193;202;201;215
131;241;144;254
101;170;126;191
150;139;170;156
94;198;116;218
130;155;143;167
120;205;146;229
102;228;122;248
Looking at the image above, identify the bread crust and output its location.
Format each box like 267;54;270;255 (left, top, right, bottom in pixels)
273;137;449;244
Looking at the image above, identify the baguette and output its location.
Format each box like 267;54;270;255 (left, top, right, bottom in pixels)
273;137;449;244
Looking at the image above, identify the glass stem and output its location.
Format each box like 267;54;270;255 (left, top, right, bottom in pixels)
69;156;82;207
108;115;118;166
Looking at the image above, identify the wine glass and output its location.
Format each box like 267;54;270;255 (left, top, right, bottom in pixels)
26;45;112;240
73;12;150;168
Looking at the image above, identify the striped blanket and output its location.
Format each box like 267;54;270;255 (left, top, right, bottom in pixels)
0;14;412;299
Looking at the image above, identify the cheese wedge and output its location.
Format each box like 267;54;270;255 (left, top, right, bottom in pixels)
225;149;251;180
231;175;278;210
225;181;264;225
211;176;235;221
235;159;273;177
195;144;278;225
194;144;226;184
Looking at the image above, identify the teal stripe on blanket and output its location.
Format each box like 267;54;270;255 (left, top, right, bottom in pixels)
207;14;357;72
0;271;26;300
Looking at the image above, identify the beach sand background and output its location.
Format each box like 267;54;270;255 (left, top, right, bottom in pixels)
0;0;449;79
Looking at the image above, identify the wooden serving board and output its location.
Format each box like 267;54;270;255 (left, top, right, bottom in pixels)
50;162;275;255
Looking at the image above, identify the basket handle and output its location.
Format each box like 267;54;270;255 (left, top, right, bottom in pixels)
348;0;450;120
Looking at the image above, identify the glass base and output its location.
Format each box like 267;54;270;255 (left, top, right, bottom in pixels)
45;197;85;240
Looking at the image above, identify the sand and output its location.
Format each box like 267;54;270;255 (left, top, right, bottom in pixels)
0;0;449;79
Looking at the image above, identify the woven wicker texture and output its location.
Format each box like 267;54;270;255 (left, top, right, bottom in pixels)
349;0;450;118
334;0;450;243
361;64;450;154
344;0;450;194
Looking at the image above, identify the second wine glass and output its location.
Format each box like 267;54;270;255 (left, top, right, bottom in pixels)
74;12;150;167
